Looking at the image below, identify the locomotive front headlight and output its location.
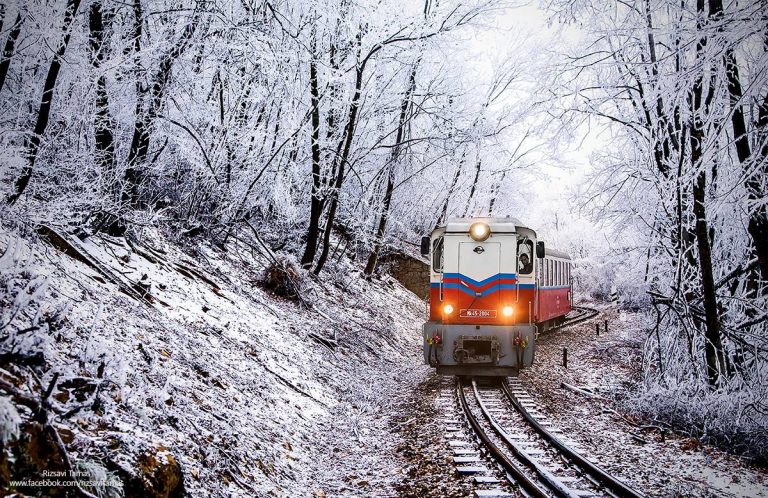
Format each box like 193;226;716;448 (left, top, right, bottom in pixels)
502;305;514;317
469;222;491;241
443;304;455;315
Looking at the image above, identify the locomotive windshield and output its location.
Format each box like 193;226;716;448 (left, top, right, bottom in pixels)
432;236;444;273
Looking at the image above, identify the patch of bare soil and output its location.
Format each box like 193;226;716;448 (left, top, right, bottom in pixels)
520;304;768;497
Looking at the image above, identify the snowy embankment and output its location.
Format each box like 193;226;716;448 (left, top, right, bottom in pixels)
0;225;427;497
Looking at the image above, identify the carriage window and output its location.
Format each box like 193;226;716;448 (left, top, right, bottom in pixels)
517;240;534;275
550;260;554;286
553;260;557;286
432;236;444;273
547;260;551;286
549;261;555;286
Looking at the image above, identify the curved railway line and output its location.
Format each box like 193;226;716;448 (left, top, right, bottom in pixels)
545;306;601;334
443;305;644;497
455;378;644;498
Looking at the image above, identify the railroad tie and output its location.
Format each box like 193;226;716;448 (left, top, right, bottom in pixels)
473;476;501;484
473;490;512;497
456;466;488;475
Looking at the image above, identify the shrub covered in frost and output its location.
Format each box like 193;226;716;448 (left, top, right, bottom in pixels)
624;377;768;463
0;397;21;445
74;460;124;498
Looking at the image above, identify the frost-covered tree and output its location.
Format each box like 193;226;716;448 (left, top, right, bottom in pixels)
546;0;768;457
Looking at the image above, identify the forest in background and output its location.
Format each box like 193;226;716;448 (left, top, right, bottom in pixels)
1;0;767;461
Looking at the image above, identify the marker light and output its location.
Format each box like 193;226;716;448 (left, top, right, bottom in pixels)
502;306;514;317
443;304;455;315
469;222;491;241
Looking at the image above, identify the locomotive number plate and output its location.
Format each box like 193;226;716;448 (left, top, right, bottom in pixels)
460;309;497;318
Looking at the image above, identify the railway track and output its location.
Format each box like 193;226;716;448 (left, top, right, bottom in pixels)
555;306;600;331
455;377;644;498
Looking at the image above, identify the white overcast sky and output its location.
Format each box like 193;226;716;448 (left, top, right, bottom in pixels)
462;1;609;242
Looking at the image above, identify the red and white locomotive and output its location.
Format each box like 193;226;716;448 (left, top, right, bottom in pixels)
420;217;573;376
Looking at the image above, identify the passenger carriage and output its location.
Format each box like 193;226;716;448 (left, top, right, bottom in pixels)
420;217;573;376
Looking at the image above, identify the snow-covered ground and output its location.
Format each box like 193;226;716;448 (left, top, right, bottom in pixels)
3;227;768;497
1;227;429;497
520;304;768;497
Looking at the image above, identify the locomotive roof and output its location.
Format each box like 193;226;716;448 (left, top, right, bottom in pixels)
545;248;571;260
442;216;523;233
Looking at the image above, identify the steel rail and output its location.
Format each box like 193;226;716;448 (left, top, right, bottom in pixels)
455;378;549;498
469;379;583;498
501;380;645;498
561;306;600;328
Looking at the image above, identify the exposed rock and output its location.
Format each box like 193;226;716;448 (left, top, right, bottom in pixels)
109;443;184;498
379;252;429;299
3;422;67;496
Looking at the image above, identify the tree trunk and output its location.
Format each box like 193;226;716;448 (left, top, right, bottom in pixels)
751;62;768;285
0;11;23;94
7;0;81;205
89;2;116;195
364;63;418;276
437;150;465;225
488;170;506;215
708;0;768;288
301;33;323;269
462;155;481;216
313;59;364;275
123;2;200;207
689;0;725;387
123;0;146;206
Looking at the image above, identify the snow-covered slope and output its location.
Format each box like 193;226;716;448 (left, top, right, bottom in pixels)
0;226;426;497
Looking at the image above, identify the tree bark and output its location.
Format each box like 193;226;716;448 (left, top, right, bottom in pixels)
437;150;465;225
313;62;363;275
364;63;418;276
123;0;146;206
89;2;116;195
488;170;506;215
0;11;23;94
7;0;81;205
123;1;201;207
462;155;481;216
689;0;725;387
301;32;323;269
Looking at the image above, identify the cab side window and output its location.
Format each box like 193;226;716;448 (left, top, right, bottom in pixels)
432;236;444;273
517;240;534;275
